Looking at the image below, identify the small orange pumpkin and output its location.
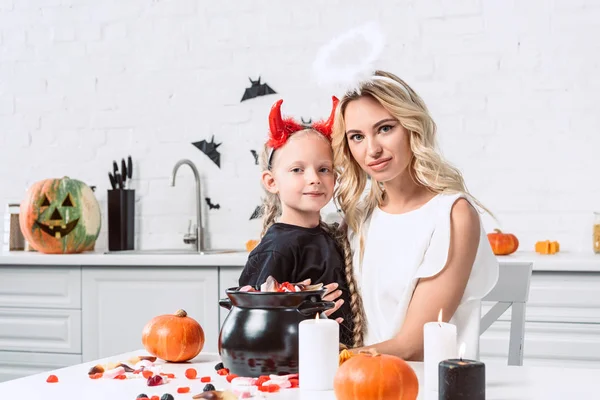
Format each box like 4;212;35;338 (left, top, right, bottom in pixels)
142;309;205;362
535;240;560;254
487;229;519;255
245;239;259;252
334;349;419;400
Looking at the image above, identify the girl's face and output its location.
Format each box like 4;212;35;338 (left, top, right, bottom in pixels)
343;96;412;183
263;132;335;221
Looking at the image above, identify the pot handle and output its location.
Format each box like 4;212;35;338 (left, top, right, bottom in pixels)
297;300;336;317
219;298;232;310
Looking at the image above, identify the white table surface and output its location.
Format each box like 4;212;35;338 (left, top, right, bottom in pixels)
0;349;599;399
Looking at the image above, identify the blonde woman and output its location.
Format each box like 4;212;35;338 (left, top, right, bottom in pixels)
332;70;499;361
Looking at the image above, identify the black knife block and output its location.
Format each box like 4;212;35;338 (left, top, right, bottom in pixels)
107;189;135;251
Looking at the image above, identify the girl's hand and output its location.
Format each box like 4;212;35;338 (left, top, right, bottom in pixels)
298;279;344;324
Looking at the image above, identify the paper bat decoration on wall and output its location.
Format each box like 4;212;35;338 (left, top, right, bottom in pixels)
192;136;222;168
250;205;263;220
205;198;221;210
250;150;259;165
241;77;277;102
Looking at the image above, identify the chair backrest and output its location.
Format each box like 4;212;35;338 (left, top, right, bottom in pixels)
483;262;532;303
480;261;533;366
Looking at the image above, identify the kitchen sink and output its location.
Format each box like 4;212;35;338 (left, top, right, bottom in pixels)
105;248;243;255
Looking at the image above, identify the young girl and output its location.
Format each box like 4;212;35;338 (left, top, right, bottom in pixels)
332;70;499;360
238;97;361;348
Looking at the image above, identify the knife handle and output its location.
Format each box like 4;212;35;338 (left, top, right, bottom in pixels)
108;172;116;190
116;173;123;190
127;155;133;180
121;159;127;189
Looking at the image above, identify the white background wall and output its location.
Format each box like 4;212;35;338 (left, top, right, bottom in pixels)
1;0;599;253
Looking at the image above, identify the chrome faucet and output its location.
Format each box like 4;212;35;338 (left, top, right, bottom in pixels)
171;159;204;253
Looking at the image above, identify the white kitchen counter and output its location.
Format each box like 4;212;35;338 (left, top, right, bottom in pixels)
2;248;600;271
0;349;599;399
0;249;250;266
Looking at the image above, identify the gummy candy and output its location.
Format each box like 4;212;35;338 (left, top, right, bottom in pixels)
142;370;154;379
147;375;164;387
177;387;190;393
185;368;197;379
46;375;58;383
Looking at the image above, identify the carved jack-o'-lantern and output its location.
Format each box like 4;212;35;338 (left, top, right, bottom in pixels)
19;177;101;254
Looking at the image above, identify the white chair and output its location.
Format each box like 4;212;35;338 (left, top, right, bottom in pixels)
480;262;533;366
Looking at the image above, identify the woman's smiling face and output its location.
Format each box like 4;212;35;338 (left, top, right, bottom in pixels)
343;95;413;182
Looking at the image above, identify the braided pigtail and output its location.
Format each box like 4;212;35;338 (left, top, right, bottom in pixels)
320;221;366;347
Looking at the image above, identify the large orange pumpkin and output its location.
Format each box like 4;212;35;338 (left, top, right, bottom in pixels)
142;309;205;362
19;176;101;254
334;349;419;400
487;229;519;255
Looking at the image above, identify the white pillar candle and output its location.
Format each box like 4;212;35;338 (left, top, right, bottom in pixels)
298;314;339;391
423;309;457;394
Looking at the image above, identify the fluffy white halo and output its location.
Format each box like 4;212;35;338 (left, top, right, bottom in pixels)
311;21;386;93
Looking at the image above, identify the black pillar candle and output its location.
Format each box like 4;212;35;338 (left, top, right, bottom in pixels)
438;358;485;400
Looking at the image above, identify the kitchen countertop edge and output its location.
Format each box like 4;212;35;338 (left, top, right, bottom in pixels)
2;251;600;271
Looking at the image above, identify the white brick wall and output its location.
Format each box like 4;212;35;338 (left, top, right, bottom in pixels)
1;0;599;253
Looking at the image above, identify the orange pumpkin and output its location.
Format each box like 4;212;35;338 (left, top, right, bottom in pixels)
535;240;560;254
245;239;259;252
487;229;519;255
334;349;419;400
142;309;205;362
19;177;101;254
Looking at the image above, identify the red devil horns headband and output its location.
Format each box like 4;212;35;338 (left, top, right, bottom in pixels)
267;96;339;151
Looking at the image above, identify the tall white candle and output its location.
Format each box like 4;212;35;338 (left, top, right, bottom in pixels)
423;309;457;393
298;313;339;391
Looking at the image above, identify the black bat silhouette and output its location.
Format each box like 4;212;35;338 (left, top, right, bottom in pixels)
192;135;221;168
241;77;276;102
205;197;220;210
250;150;259;165
249;205;263;220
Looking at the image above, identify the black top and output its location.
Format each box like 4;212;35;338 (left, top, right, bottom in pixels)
238;222;355;347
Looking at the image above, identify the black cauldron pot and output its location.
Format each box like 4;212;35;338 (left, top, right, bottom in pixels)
218;287;335;378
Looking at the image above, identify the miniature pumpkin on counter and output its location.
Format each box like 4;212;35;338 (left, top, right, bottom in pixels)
19;176;101;254
245;239;259;252
142;309;205;362
334;349;418;400
487;229;519;255
535;240;560;254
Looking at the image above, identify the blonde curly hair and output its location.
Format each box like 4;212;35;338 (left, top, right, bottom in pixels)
331;71;492;344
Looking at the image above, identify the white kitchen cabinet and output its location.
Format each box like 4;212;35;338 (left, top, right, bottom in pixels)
0;266;81;309
0;307;81;353
0;265;83;383
0;351;82;382
81;267;219;362
480;271;600;368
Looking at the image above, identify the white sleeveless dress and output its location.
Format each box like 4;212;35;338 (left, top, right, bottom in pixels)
349;192;499;359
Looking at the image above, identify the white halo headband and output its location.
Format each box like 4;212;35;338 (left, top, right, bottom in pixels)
311;22;411;99
312;21;385;90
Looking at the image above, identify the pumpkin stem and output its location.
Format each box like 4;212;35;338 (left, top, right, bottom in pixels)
493;229;503;233
175;309;187;318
